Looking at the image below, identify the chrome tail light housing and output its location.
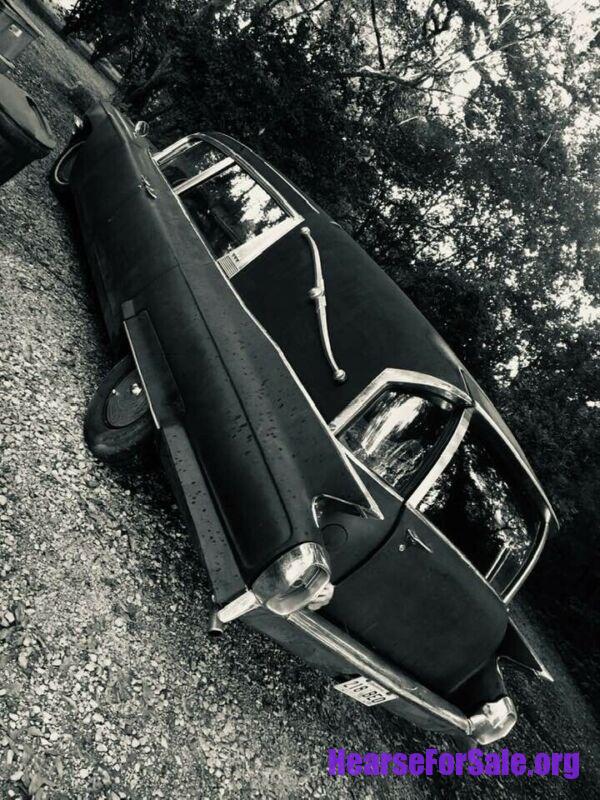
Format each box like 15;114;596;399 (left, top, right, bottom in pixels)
252;542;333;616
215;542;334;625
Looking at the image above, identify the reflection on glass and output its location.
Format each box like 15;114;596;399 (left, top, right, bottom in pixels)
161;141;224;188
418;419;535;595
180;163;288;259
339;389;454;496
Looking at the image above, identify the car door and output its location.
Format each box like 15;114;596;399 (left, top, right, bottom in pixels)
323;381;509;695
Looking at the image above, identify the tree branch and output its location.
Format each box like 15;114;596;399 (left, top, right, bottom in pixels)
370;0;386;70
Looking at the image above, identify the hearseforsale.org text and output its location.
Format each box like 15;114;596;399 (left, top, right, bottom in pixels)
328;747;580;779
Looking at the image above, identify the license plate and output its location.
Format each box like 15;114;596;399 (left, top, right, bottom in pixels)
335;676;397;706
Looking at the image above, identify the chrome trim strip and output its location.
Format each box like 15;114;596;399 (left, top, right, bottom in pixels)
476;402;557;526
216;216;300;278
501;619;554;682
503;514;550;603
337;449;406;504
153;134;196;163
172;156;234;195
301;226;347;384
255;156;321;214
409;406;473;507
329;368;472;434
123;321;160;430
288;609;471;732
486;544;511;582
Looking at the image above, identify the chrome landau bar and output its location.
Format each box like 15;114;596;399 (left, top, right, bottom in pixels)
301;226;347;384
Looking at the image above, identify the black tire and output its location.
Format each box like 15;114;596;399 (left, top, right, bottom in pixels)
85;355;155;465
49;140;84;201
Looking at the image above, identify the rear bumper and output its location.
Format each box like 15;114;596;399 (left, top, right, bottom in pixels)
288;609;517;744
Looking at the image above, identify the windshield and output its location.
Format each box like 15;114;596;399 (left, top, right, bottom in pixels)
338;388;456;497
417;414;540;596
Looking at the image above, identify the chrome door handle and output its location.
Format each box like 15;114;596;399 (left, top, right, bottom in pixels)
399;528;433;554
139;175;157;199
301;226;347;384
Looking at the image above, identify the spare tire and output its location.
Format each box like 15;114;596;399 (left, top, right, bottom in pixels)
85;354;155;464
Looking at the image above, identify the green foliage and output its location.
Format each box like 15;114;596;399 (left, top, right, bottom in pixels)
67;0;600;697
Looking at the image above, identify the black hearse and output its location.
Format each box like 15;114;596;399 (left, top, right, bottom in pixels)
51;102;557;745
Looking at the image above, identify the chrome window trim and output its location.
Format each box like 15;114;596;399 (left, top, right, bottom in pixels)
504;517;549;603
171;156;234;195
328;368;472;436
475;401;558;528
154;132;321;214
332;369;474;509
470;403;555;603
153;134;200;164
409;406;474;507
343;449;406;504
153;133;304;276
215;216;300;278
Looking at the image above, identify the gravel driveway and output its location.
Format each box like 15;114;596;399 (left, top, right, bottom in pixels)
1;4;599;799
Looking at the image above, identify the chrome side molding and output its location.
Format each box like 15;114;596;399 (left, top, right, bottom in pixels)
301;226;347;384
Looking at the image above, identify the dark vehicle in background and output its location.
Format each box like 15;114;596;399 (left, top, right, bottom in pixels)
50;102;557;745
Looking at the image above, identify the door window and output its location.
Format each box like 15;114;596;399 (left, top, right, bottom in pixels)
179;162;289;260
417;417;537;595
160;140;225;189
338;389;455;497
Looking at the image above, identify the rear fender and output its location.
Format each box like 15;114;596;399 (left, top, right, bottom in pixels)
499;618;553;682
